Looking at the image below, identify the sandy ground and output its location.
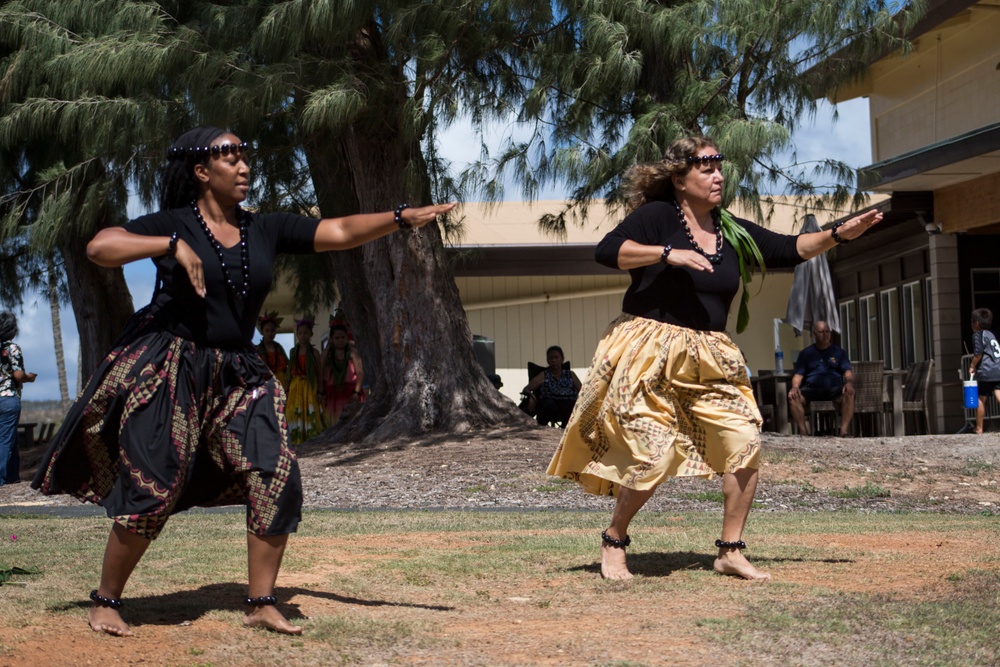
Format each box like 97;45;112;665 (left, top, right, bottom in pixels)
0;428;997;666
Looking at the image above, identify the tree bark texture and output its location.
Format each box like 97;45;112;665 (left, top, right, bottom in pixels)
305;124;526;442
60;241;133;385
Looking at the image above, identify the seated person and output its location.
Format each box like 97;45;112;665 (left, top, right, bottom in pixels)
522;345;582;427
787;321;855;437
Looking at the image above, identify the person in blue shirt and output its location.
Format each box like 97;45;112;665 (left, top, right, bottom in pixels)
788;321;855;437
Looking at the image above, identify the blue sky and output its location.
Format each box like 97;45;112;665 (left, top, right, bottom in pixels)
15;97;872;401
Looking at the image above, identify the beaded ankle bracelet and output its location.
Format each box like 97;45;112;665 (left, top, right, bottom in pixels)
715;539;747;550
244;595;277;607
601;530;631;549
89;589;124;610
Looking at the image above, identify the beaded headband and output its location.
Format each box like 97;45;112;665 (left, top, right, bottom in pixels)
167;141;249;161
685;153;725;165
295;318;314;330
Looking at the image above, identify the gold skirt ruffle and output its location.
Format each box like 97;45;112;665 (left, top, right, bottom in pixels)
547;314;761;496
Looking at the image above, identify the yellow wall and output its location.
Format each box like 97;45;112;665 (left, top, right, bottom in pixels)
457;272;806;403
865;4;1000;161
936;170;1000;232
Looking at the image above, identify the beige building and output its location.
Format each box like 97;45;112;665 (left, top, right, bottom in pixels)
264;198;866;405
818;0;1000;432
450;199;834;403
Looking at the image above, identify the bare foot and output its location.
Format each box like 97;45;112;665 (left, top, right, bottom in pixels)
244;604;302;635
713;549;771;581
600;531;633;580
88;605;133;637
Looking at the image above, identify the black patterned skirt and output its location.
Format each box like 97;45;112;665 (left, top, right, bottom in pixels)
32;311;302;539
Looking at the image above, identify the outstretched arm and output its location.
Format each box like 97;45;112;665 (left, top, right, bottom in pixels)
796;209;883;260
313;203;457;252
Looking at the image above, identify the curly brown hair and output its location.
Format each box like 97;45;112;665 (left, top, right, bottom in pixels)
621;136;719;212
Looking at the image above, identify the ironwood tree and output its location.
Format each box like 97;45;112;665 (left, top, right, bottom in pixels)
0;0;924;441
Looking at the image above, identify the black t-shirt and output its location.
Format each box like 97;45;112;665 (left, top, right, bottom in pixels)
595;201;806;331
126;208;320;349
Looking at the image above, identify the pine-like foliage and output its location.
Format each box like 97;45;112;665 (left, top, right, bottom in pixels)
477;0;926;235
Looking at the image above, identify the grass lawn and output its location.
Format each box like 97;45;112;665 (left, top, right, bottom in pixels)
0;509;997;666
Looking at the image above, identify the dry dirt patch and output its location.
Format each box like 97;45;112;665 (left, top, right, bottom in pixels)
1;429;998;666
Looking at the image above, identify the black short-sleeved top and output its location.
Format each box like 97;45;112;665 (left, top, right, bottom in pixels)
126;208;320;349
595;200;806;331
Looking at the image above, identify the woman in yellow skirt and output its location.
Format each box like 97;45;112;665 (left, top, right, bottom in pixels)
286;318;325;444
547;136;883;581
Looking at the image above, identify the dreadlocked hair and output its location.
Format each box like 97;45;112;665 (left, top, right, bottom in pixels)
158;126;227;210
621;136;719;212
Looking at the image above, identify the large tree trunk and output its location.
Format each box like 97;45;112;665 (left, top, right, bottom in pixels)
60;241;133;385
304;124;526;443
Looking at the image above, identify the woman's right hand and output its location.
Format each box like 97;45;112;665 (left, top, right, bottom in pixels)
174;239;206;298
665;248;715;273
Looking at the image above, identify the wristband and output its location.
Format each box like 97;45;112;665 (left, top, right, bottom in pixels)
661;244;672;264
166;233;179;256
830;220;849;244
394;203;412;229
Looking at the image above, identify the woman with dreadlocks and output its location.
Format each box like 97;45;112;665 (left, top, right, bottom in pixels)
547;136;881;582
32;126;454;637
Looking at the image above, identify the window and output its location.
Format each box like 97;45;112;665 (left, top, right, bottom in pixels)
859;295;878;361
839;300;858;360
902;281;927;365
972;269;1000;326
880;288;900;369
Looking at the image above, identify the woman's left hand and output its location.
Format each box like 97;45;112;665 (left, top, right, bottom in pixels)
400;203;458;229
835;209;883;242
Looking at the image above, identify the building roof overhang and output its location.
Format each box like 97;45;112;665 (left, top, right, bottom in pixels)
858;122;1000;192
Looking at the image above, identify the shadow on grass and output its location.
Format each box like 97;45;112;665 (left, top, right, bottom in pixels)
569;551;856;577
50;581;453;627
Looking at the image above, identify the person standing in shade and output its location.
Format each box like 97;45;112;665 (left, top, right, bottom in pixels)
256;311;289;392
286;318;325;443
969;308;1000;434
32;125;455;637
547;136;882;581
787;320;855;437
0;312;37;486
321;321;365;425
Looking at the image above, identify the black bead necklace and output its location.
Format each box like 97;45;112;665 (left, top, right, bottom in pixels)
673;199;723;264
191;201;250;298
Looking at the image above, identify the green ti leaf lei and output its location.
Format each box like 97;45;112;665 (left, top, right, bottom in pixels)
718;208;766;334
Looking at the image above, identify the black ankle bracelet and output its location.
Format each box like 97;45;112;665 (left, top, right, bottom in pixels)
715;539;747;550
601;530;631;549
244;595;277;607
89;589;124;610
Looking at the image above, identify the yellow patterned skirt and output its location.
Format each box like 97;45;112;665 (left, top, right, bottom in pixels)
547;313;761;496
